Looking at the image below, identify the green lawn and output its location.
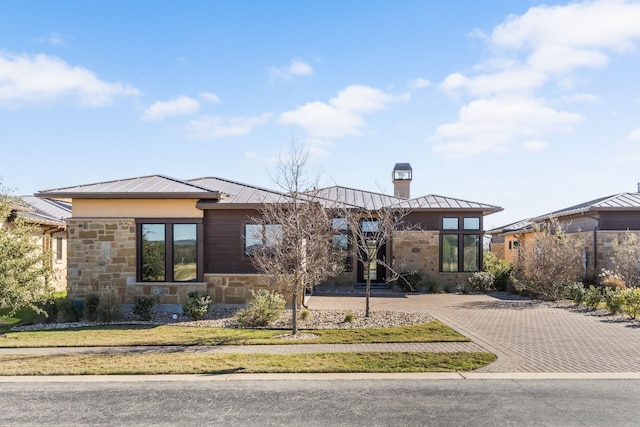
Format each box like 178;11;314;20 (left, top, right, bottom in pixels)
0;321;469;348
0;352;496;375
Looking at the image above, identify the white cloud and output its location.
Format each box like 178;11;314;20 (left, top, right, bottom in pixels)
186;113;272;139
280;85;409;139
199;92;221;103
560;93;602;104
37;32;69;47
432;97;582;159
269;59;313;80
408;78;430;89
0;53;140;108
522;139;548;151
629;128;640;141
142;95;200;121
433;0;640;158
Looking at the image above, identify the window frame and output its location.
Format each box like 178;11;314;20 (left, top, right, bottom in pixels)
136;218;203;283
243;223;283;256
439;216;483;273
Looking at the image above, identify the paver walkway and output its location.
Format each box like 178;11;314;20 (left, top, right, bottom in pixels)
307;292;640;373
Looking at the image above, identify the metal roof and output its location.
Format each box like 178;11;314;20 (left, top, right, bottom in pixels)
14;195;71;226
487;219;533;235
533;192;640;221
311;186;403;210
395;194;503;214
36;175;222;200
188;177;288;204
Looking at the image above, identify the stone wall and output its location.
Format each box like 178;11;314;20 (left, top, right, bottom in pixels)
596;230;640;273
66;219;136;301
391;230;474;289
205;273;296;305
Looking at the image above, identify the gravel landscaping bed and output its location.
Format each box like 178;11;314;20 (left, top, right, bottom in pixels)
10;308;434;332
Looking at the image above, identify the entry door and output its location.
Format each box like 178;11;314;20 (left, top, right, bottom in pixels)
357;240;386;283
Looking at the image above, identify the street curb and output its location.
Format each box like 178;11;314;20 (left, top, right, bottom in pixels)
2;372;640;382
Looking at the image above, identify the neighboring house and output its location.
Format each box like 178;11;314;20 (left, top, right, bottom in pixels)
36;164;502;305
488;187;640;278
1;196;71;291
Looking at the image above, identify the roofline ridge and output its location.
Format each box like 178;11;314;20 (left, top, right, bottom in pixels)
187;176;286;196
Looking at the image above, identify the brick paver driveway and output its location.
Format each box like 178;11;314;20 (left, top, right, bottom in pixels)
307;292;640;373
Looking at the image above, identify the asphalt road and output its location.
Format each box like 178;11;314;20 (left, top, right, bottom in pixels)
1;378;639;426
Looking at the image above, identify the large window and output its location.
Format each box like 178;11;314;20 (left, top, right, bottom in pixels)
137;220;201;282
244;224;282;255
332;218;351;272
440;217;482;273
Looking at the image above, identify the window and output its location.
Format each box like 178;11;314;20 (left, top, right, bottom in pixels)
137;220;201;282
56;237;63;261
440;216;482;273
332;218;351;272
244;224;282;255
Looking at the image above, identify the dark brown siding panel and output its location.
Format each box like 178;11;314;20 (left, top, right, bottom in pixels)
599;211;640;230
404;212;440;230
204;209;260;274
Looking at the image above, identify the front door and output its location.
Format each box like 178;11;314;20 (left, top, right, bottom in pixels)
357;240;386;283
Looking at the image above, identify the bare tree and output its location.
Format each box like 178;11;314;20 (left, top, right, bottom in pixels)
513;217;583;300
610;233;640;287
339;204;412;317
248;145;343;334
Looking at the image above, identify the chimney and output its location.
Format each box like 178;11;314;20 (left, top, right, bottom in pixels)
392;163;412;199
637;182;640;193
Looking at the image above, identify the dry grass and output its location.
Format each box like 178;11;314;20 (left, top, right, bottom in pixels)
0;352;496;375
0;321;468;348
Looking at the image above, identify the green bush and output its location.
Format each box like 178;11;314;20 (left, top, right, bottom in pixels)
96;290;122;323
35;298;58;324
426;281;441;294
299;308;311;321
603;288;624;315
468;272;495;292
584;285;602;308
483;252;513;292
83;293;100;321
396;271;422;292
566;282;586;304
622;288;640;319
343;312;355;323
182;290;213;320
55;298;81;323
235;289;285;327
133;295;155;321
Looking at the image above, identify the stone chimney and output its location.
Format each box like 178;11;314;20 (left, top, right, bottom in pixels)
392;163;412;199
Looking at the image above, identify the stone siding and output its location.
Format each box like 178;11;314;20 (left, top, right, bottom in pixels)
391;230;475;290
596;230;640;273
205;274;297;305
66;219;136;301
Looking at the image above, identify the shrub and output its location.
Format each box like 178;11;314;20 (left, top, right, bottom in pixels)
468;272;495;292
602;288;625;315
565;282;586;305
426;281;441;294
235;289;285;327
622;288;640;319
83;293;100;321
133;295;155;321
96;289;122;323
483;252;513;292
396;271;422;292
343;312;354;323
55;298;81;323
182;290;213;320
35;298;58;324
299;308;311;321
599;269;626;291
583;285;602;308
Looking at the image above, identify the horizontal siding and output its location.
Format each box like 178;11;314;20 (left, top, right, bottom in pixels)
204;209;260;274
599;211;640;230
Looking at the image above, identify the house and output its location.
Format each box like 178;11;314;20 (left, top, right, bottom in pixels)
1;195;71;291
36;164;502;305
488;186;640;278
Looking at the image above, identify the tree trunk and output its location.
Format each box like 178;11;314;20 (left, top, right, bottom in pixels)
292;288;298;335
365;263;371;317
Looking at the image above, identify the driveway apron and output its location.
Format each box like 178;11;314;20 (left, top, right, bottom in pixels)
307;292;640;373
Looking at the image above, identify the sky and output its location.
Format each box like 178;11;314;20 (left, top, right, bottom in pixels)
1;0;640;230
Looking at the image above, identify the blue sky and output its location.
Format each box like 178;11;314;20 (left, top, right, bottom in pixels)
2;0;640;229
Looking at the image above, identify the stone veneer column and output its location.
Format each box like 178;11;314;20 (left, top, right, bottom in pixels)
66;219;136;301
